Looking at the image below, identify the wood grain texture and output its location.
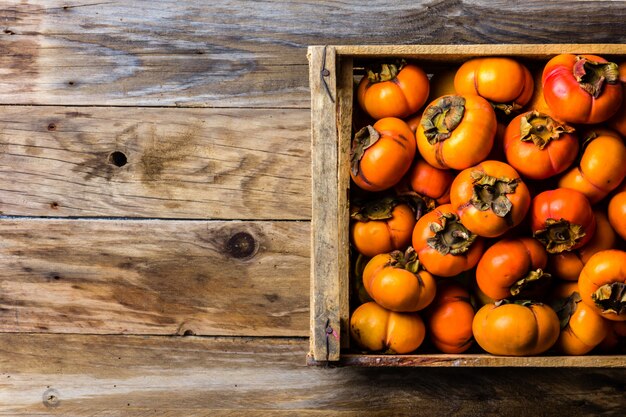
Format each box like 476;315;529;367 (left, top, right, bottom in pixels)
1;1;626;107
0;219;309;336
0;106;310;219
309;46;340;361
1;335;625;416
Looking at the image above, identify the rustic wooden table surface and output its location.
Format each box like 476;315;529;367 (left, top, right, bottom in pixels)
1;1;626;415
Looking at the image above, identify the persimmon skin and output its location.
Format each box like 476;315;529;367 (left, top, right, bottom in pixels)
578;250;626;321
450;160;530;238
416;94;496;170
351;204;416;257
358;64;430;120
362;253;436;312
608;190;626;240
455;57;534;107
473;302;560;356
530;188;596;253
351;117;416;192
558;131;626;204
596;320;626;352
556;298;609;355
426;283;475;353
350;302;426;354
503;113;578;180
406;158;454;204
476;238;548;301
412;204;485;277
542;54;623;124
549;210;616;281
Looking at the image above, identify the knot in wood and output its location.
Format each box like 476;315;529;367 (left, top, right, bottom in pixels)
226;232;257;259
42;388;61;408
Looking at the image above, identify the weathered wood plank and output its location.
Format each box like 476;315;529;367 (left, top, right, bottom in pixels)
0;219;310;336
1;335;625;416
309;46;340;361
1;1;626;107
0;106;310;219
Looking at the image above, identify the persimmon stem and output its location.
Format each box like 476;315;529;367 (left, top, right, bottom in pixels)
533;218;585;254
592;282;626;315
519;111;574;150
420;95;466;144
427;212;476;256
573;56;620;98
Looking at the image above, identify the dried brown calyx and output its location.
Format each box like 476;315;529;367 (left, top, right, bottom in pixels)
366;60;407;83
426;212;476;256
350;195;431;222
592;282;626;315
420;95;466;144
469;171;519;217
519;111;575;149
573;56;620;98
387;247;421;274
510;269;552;297
350;125;380;176
533;218;586;254
552;292;582;329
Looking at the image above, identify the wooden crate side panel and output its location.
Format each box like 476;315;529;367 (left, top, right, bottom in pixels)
336;56;353;349
0;219;310;336
309;46;341;361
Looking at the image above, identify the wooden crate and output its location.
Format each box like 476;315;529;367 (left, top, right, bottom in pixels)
308;44;626;367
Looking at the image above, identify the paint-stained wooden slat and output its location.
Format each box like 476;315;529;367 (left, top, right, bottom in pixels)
0;334;625;416
1;1;626;107
0;219;310;336
0;106;310;219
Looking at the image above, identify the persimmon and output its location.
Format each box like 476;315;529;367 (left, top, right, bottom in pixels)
350;117;416;192
608;188;626;240
530;188;596;254
450;160;530;238
350;196;423;257
455;57;533;114
558;130;626;203
476;237;550;301
412;204;485;277
552;291;609;355
473;300;560;356
362;248;436;312
416;95;496;170
504;111;578;180
543;54;623;124
358;62;430;119
399;158;455;205
578;249;626;321
549;210;616;281
426;282;475;353
350;302;425;354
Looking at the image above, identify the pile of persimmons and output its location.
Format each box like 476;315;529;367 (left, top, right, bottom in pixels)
348;54;626;356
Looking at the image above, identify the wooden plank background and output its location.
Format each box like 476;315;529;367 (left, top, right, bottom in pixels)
1;0;625;415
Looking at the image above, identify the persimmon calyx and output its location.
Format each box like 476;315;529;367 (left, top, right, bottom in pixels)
350;125;380;176
388;247;420;274
426;212;476;255
573;56;620;99
495;299;535;307
469;171;519;217
394;190;436;220
591;282;626;315
366;60;406;83
519;111;575;149
510;269;552;297
351;197;400;221
492;101;522;115
552;291;582;329
421;95;466;144
533;218;586;254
